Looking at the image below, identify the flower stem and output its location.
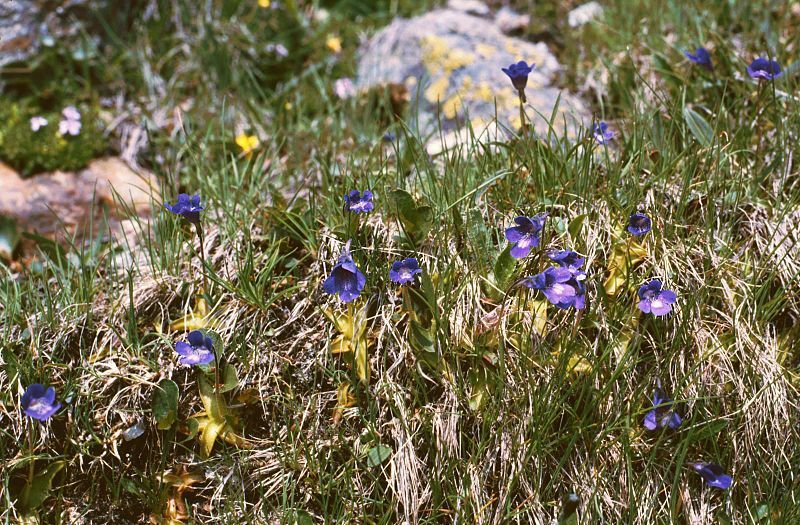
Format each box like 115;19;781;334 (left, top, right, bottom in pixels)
518;91;527;134
195;223;208;294
27;422;36;488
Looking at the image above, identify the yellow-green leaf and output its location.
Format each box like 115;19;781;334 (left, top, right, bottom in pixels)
197;375;228;421
200;419;227;458
20;460;65;513
366;444;392;468
354;339;368;383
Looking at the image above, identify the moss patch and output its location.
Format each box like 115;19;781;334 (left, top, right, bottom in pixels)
0;100;107;177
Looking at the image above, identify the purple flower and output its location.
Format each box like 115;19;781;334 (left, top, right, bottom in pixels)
505;214;547;259
175;330;215;366
524;266;585;310
21;384;62;421
344;190;374;214
637;280;677;316
684;47;713;71
643;388;682;430
692;462;732;490
549;250;586;274
323;241;366;302
389;257;422;285
747;57;783;80
29;116;48;132
747;57;782;80
58;106;82;136
502;61;534;93
548;250;587;309
593;121;614;144
627;212;652;236
164;194;204;224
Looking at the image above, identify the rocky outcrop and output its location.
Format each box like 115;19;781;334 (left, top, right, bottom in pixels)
356;2;590;151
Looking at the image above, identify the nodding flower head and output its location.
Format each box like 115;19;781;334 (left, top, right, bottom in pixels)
684;47;713;71
165;194;204;224
746;57;782;80
637;280;677;317
389;257;422;285
627;212;652;236
505;214;547;259
502;60;534;92
344;190;374;214
175;330;215;366
21;384;61;421
643;388;682;430
692;462;732;490
323;241;366;302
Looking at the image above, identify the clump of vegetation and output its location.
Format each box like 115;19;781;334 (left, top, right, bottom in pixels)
0;100;106;176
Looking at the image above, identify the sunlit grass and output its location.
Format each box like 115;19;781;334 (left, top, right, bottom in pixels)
1;0;799;523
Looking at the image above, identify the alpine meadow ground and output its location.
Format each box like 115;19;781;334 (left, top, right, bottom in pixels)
1;1;799;523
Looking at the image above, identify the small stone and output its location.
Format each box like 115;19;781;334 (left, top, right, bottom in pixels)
447;0;490;16
568;2;604;28
122;422;145;441
495;6;530;33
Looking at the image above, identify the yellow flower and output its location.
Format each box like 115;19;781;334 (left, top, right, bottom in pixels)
235;134;259;157
258;0;270;7
326;35;342;54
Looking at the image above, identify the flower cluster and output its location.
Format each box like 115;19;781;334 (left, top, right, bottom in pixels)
524;250;587;310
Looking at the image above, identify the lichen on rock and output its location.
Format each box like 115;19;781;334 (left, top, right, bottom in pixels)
356;4;590;149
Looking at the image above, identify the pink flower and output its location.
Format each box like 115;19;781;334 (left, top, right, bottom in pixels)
334;78;356;99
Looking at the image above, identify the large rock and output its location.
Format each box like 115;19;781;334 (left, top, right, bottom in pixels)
356;3;589;150
0;0;94;67
0;157;159;241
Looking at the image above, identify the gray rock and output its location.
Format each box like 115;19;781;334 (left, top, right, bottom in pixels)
356;6;589;149
568;2;604;28
0;0;92;67
447;0;490;16
495;6;530;34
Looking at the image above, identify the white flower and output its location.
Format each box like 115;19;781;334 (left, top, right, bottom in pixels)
58;106;82;136
29;116;48;132
333;78;356;99
61;105;81;121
